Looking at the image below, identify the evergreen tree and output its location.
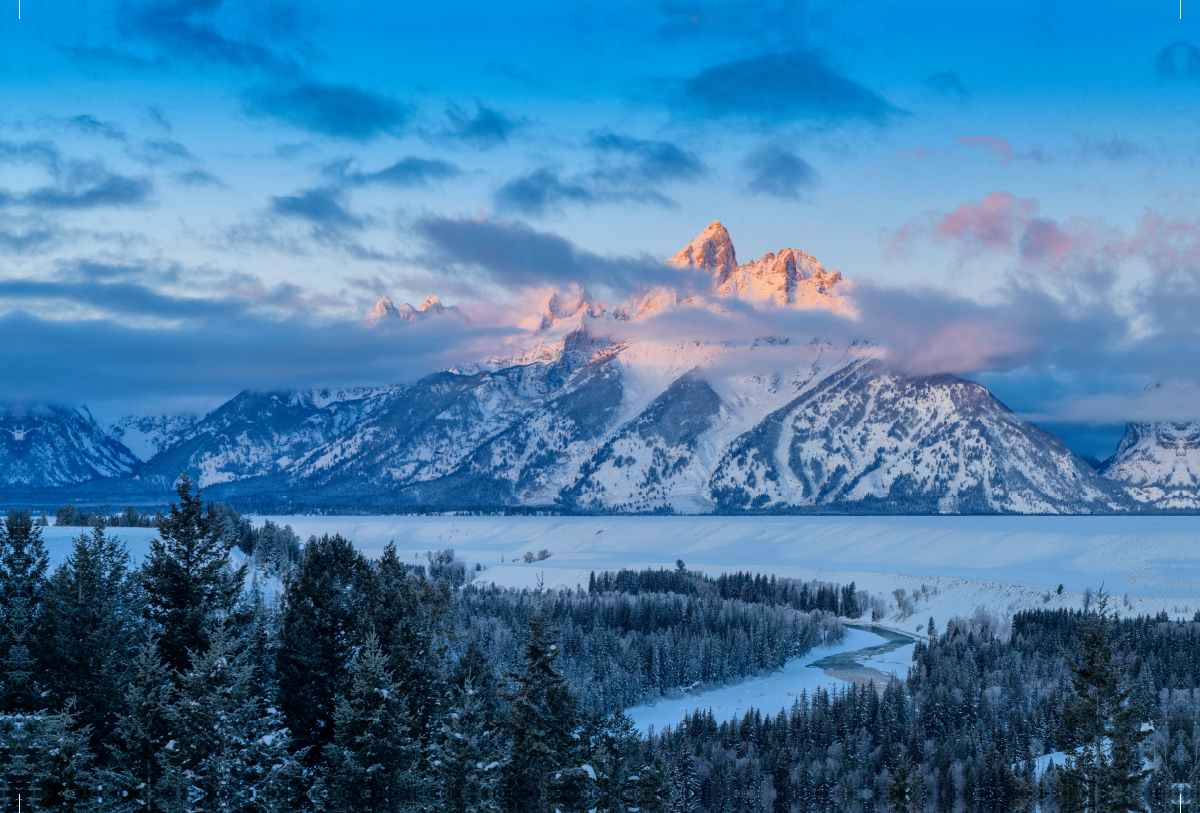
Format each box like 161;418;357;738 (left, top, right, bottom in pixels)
29;699;98;813
0;508;50;712
1056;588;1148;813
38;525;141;748
277;532;372;762
432;677;502;813
324;631;424;813
503;607;581;813
108;634;183;813
172;622;302;813
140;476;246;675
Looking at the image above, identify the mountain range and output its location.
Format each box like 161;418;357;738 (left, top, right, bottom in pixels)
1;222;1193;514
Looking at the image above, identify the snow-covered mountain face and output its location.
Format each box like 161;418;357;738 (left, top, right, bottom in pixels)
0;405;140;489
0;222;1180;513
107;414;198;461
1101;422;1200;509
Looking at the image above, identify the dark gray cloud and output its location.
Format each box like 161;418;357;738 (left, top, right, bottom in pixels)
67;115;128;141
245;81;411;140
496;133;703;216
676;50;900;124
416;216;689;294
743;145;816;200
590;133;704;182
445;102;519;148
495;169;602;216
924;70;968;100
12;162;152;211
127;0;300;72
269;187;364;236
1155;41;1200;80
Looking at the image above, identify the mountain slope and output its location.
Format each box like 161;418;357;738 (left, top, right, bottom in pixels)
1101;422;1200;509
0;405;140;489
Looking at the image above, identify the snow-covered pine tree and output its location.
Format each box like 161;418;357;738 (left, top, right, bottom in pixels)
502;606;582;813
141;476;246;675
172;622;302;813
106;633;184;813
38;525;141;749
0;508;50;713
324;631;424;813
277;532;371;762
431;676;502;813
1055;587;1149;813
29;699;98;813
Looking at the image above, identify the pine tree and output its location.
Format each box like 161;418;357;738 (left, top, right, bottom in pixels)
503;607;581;813
0;508;50;712
432;677;502;813
1055;588;1149;813
38;525;141;748
277;532;372;762
324;631;424;813
29;699;98;813
107;634;184;813
172;621;303;813
141;475;246;675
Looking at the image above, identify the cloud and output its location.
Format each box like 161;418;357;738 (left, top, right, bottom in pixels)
924;70;968;100
675;50;899;124
126;0;299;72
66;115;128;141
177;169;224;186
590;133;704;182
332;156;461;188
128;138;194;165
495;134;702;216
1079;136;1147;162
12;162;152;211
956;134;1049;165
0;140;61;171
1155;41;1200;80
743;145;816;199
445;102;519;148
245;81;410;140
269;187;365;237
415;216;689;295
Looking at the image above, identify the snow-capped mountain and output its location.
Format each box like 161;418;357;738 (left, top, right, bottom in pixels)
0;405;140;489
107;414;198;461
365;295;446;326
0;222;1181;513
1101;422;1200;510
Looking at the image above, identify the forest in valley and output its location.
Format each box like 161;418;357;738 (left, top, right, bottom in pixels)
0;479;1192;813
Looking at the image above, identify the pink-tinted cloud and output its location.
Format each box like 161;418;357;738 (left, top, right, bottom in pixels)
956;134;1050;165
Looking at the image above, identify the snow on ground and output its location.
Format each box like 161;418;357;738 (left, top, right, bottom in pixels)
859;642;916;675
42;525;161;566
256;514;1200;633
627;627;888;733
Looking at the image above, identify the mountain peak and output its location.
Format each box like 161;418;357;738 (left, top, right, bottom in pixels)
671;220;737;278
366;294;446;326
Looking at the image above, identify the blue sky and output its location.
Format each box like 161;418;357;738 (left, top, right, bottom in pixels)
2;0;1200;458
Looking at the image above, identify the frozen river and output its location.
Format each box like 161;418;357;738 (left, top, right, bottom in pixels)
626;626;916;733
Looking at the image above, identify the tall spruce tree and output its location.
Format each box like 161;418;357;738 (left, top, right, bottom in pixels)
277;532;372;762
503;606;582;813
1055;588;1149;813
431;677;502;813
38;525;141;748
324;631;423;813
29;699;97;813
0;508;50;712
141;476;246;674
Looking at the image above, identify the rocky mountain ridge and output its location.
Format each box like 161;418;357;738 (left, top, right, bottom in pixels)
0;223;1190;512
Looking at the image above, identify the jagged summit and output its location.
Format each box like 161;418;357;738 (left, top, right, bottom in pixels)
366;294;446;326
672;221;846;308
671;220;737;277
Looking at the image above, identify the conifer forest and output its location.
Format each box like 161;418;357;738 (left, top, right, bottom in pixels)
1;481;1196;812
